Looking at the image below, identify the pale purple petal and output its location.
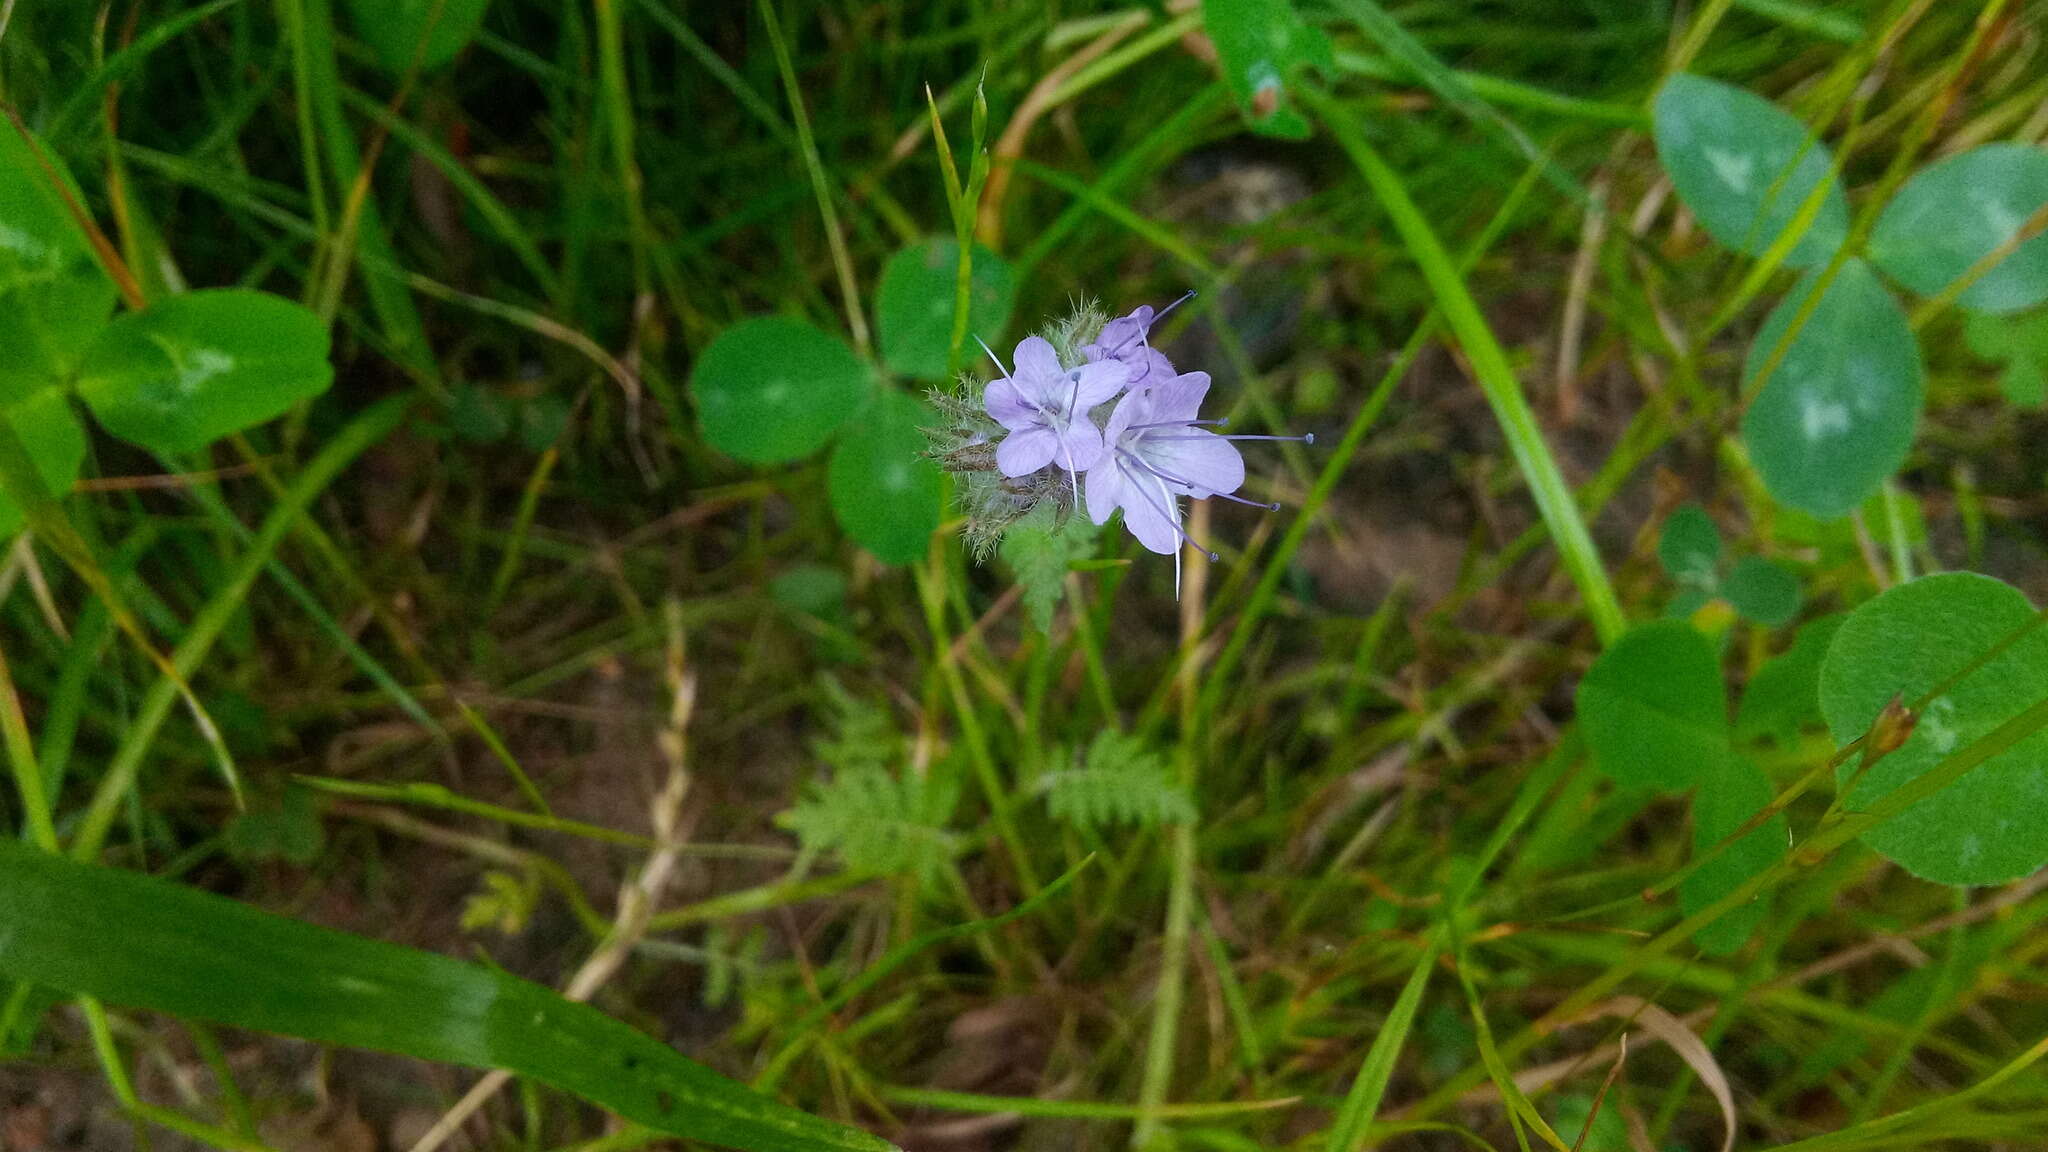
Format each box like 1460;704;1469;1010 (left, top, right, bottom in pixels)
1054;418;1105;473
1085;458;1126;525
1070;360;1128;409
1085;307;1175;389
1102;387;1153;442
1126;347;1176;389
1012;336;1063;397
1090;307;1155;359
982;375;1036;430
995;424;1059;477
1116;471;1182;555
1148;371;1210;424
1144;429;1244;498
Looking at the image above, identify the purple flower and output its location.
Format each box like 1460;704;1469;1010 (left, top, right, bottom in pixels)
1082;294;1191;392
1086;366;1312;593
1085;371;1246;556
983;335;1127;480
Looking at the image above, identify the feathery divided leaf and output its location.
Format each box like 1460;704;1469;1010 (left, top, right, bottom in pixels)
1001;502;1096;632
1042;731;1195;832
786;680;959;881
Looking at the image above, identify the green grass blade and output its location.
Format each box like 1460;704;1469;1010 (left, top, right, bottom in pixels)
47;0;246;139
71;393;416;861
1732;0;1862;42
173;476;444;738
1328;0;1589;205
1330;50;1645;126
1307;91;1626;645
1326;932;1440;1152
0;841;894;1152
872;1086;1298;1122
791;858;1089;1034
295;0;441;385
1190;155;1546;739
295;775;653;848
341;89;560;297
33;525;160;800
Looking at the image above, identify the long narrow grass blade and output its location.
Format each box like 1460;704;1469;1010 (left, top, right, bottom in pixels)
70;393;415;860
1328;0;1588;205
1327;933;1441;1152
1307;91;1626;645
0;841;895;1152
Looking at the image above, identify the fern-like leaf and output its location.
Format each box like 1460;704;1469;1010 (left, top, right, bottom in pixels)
1042;731;1195;831
786;767;958;881
785;679;959;881
807;677;897;776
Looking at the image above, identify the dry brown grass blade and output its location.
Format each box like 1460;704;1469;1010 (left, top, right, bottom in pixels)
1591;997;1736;1152
975;14;1146;250
1555;174;1609;426
406;605;699;1152
1574;1034;1626;1152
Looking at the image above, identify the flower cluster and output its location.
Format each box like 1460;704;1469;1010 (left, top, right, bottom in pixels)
926;297;1309;583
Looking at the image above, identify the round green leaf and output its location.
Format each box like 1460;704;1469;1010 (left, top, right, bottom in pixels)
1869;144;2048;315
1723;555;1801;626
1653;74;1850;267
1578;621;1728;792
770;564;849;620
876;239;1016;381
1680;752;1788;956
1665;582;1714;622
826;390;942;566
1737;614;1843;746
1965;309;2048;407
448;383;512;443
75;289;335;456
1201;0;1334;140
0;126;116;399
1741;260;1922;519
345;0;491;72
689;317;868;464
1820;572;2048;885
0;389;88;539
1657;502;1721;586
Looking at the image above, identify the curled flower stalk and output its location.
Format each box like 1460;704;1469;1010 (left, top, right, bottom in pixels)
924;296;1309;587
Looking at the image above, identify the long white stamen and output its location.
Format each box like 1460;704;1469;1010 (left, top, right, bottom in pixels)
1125;417;1229;432
1103;291;1197;357
974;334;1012;379
1152;289;1196;325
1117;448;1279;511
1146;432;1315;443
1124;459;1217;562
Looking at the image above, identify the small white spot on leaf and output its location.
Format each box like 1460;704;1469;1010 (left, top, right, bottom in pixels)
1920;696;1958;754
1975;192;2025;244
0;224;50;263
1798;393;1851;440
176;347;235;398
1705;146;1755;195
